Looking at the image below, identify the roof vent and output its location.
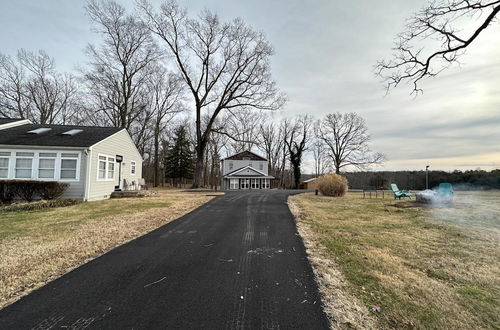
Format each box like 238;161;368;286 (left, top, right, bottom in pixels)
62;129;83;136
27;127;52;134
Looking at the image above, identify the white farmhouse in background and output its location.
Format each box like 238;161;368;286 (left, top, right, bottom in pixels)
0;118;143;201
221;150;274;190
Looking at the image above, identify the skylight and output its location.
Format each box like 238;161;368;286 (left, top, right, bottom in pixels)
62;129;83;136
27;128;52;134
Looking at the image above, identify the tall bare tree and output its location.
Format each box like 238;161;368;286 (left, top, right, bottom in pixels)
285;115;313;189
376;0;500;94
148;67;184;187
258;118;285;178
218;108;263;154
83;0;159;130
318;112;385;174
139;0;285;187
0;52;29;119
0;50;79;124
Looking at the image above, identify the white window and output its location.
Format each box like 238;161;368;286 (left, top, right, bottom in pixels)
230;178;239;189
0;152;10;178
249;162;253;169
263;179;270;189
97;155;115;180
131;161;136;175
98;156;107;179
38;153;57;179
251;178;259;189
15;152;34;178
108;157;115;179
229;162;233;170
259;163;264;171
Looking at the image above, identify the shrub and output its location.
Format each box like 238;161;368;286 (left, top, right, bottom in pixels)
1;199;80;212
317;173;349;197
0;181;15;203
0;180;70;203
38;182;69;200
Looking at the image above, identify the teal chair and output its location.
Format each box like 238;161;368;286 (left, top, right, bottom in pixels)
438;183;454;196
390;184;412;200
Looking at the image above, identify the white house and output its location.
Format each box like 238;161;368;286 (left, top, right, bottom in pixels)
0;118;143;201
221;150;274;190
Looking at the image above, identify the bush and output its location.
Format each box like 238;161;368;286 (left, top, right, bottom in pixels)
0;181;15;203
38;182;69;200
1;199;80;212
0;180;69;202
317;173;349;197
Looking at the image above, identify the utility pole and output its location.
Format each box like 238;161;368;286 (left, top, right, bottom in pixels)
425;165;430;190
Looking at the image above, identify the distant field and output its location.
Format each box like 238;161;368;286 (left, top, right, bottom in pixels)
0;189;215;309
290;191;500;329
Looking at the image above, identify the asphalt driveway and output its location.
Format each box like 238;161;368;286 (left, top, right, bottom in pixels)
0;190;329;329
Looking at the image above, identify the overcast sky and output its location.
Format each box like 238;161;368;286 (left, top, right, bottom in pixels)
1;0;499;172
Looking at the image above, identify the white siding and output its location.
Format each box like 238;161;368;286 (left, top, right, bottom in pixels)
223;159;268;175
87;130;142;201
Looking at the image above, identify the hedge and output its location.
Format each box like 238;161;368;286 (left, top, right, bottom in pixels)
0;180;69;203
1;199;80;212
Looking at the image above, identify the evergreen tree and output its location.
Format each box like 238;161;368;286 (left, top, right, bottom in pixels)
165;125;195;183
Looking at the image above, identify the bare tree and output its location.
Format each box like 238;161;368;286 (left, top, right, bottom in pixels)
285;115;313;189
258;119;285;177
0;53;30;119
148;67;184;187
139;0;285;187
0;50;79;124
376;0;500;94
318;112;385;174
218;108;263;154
311;125;330;177
83;0;159;129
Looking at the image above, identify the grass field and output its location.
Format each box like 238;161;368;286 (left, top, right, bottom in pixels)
0;189;215;309
290;191;500;330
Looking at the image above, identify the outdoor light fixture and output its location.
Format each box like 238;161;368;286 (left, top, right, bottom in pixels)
426;165;430;190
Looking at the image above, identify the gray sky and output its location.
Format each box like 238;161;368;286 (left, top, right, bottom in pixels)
1;0;499;172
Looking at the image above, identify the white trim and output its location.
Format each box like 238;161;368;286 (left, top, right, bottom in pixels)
0;119;31;131
90;129;143;161
0;147;81;182
225;165;268;177
96;153;116;181
130;160;137;176
84;147;92;201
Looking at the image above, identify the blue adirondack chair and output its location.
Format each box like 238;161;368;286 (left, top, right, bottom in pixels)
390;183;412;200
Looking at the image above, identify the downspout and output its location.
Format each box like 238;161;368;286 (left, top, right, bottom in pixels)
84;147;92;201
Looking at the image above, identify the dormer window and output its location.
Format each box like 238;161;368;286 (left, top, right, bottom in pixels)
27;127;52;134
242;157;250;160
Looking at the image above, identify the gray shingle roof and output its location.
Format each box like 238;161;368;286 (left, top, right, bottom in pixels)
0;118;24;125
0;122;123;148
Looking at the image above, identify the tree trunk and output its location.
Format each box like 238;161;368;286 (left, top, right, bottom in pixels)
153;122;160;187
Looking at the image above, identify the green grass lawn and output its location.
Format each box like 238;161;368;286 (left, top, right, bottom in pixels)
290;191;500;329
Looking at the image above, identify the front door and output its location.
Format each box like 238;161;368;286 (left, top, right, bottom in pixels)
240;179;250;189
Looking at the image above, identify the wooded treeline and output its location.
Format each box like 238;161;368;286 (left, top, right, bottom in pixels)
343;169;500;190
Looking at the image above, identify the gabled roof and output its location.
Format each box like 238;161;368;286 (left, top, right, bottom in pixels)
223;150;267;161
0;122;123;148
0;118;24;125
224;165;271;178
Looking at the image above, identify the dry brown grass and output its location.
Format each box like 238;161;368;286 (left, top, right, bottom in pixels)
0;189;214;309
289;191;500;329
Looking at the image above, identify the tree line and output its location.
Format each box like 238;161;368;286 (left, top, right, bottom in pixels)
0;0;384;188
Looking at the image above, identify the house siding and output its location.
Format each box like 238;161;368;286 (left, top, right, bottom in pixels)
0;146;87;199
87;130;142;201
223;159;268;176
